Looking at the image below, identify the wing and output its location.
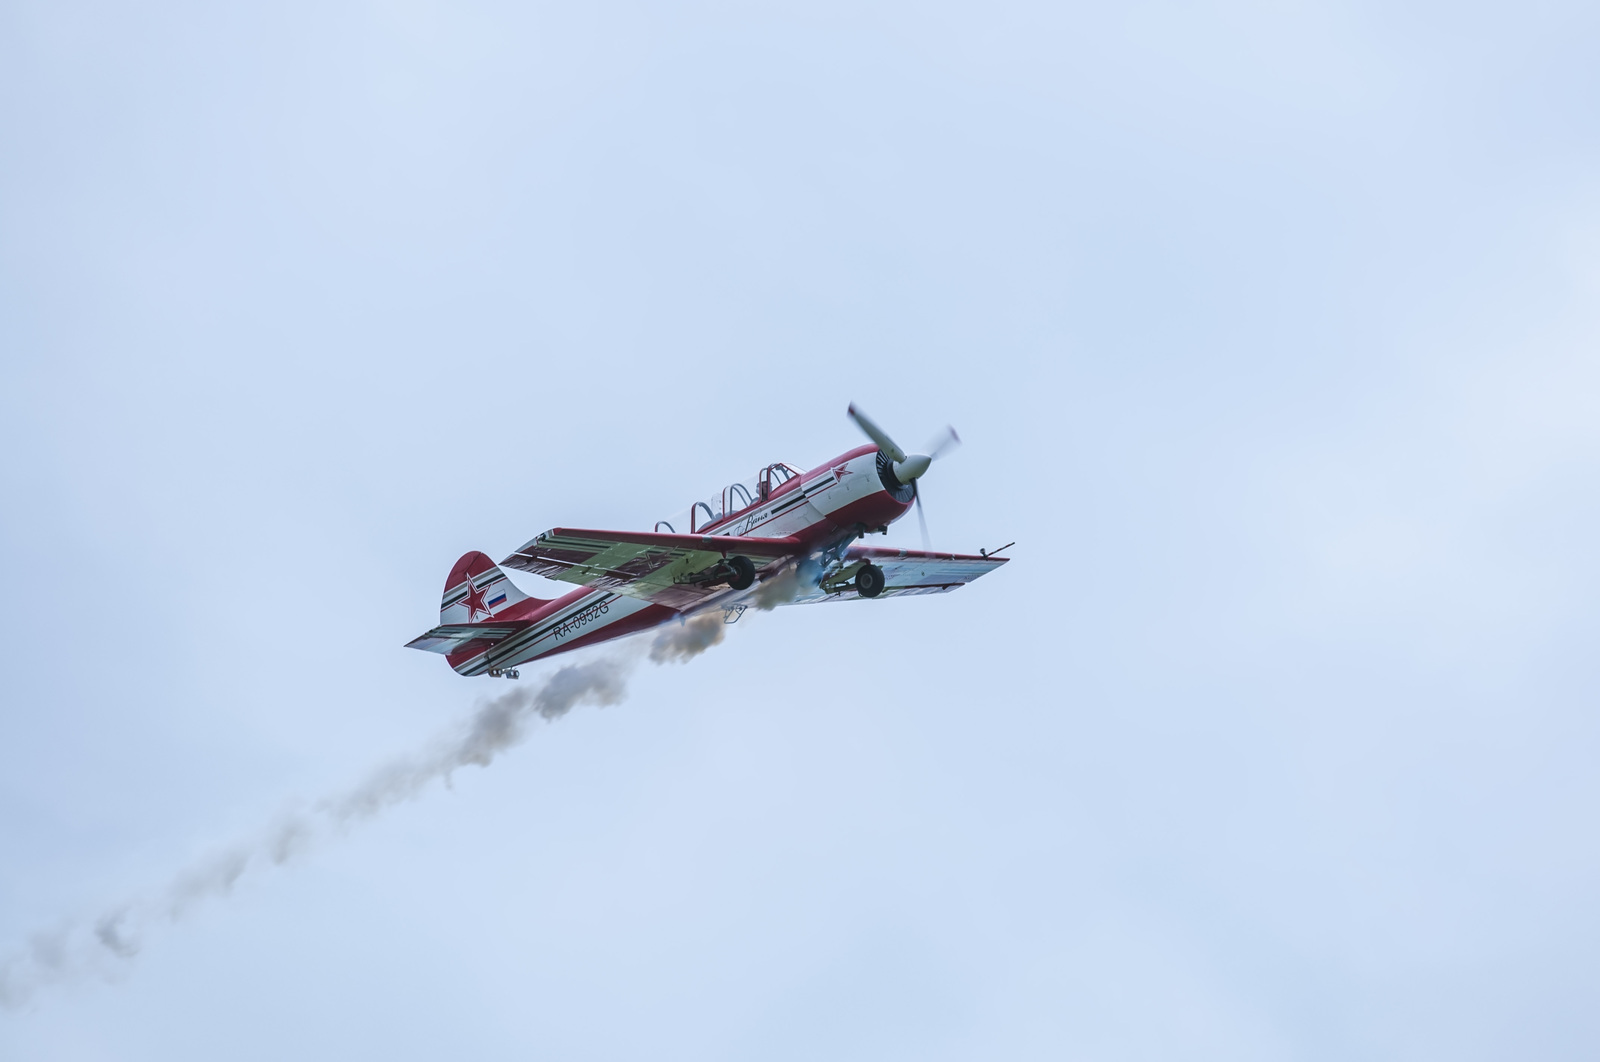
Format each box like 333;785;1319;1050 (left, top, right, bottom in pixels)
785;546;1010;604
404;622;527;654
501;528;804;610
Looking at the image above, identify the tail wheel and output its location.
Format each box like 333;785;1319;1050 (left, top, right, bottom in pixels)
727;555;756;591
856;563;886;599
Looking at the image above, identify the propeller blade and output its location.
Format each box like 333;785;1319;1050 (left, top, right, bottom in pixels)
847;403;907;464
926;426;961;462
914;482;930;551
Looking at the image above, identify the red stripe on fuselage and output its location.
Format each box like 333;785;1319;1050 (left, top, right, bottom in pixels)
817;491;914;535
446;639;494;671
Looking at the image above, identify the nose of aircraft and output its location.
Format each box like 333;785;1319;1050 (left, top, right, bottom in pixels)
847;404;963;550
893;453;932;483
847;404;959;484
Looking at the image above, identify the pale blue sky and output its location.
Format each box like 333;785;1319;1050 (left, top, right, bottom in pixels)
3;1;1598;1058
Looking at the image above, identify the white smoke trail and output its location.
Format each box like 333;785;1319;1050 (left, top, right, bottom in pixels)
749;559;818;611
0;639;710;1011
649;612;727;663
323;657;630;825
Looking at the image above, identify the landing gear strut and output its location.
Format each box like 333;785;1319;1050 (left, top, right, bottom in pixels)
679;554;757;591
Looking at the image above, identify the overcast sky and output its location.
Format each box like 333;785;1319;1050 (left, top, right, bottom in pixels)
3;1;1598;1058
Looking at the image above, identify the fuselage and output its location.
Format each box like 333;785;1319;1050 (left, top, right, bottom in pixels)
449;444;912;675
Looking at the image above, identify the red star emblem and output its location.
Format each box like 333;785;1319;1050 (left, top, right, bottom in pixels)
831;464;853;484
459;575;492;621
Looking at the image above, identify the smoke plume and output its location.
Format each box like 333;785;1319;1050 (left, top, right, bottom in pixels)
649;612;727;662
748;559;819;610
0;642;699;1010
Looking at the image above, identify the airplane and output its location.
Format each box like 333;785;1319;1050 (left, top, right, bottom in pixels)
406;405;1012;678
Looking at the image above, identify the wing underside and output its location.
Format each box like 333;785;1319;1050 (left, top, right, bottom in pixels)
500;526;1007;610
783;546;1008;604
501;528;803;610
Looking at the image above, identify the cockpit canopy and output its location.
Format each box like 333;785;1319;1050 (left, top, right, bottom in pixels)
656;462;804;534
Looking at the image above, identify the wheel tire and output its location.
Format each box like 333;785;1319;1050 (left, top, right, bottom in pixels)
856;563;886;599
726;555;757;591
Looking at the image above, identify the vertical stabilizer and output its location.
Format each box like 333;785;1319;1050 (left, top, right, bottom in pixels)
441;551;531;624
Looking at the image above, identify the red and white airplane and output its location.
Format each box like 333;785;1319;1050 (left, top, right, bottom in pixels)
407;405;1012;678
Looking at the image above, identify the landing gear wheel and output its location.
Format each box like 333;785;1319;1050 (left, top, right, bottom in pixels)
856;563;886;599
726;555;756;591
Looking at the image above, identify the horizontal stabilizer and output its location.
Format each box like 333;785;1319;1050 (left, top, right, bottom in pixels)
404;622;527;655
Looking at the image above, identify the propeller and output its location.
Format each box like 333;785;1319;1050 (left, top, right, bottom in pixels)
847;403;961;550
846;403;908;465
926;425;961;461
913;481;930;551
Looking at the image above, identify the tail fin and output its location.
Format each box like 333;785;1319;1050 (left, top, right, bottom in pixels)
441;551;531;623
